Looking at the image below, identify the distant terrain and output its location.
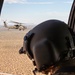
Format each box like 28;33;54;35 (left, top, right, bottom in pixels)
0;27;43;75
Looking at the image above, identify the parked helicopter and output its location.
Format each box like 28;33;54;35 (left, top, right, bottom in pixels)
3;20;27;31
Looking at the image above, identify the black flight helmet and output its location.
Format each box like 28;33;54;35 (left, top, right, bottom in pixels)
23;20;75;74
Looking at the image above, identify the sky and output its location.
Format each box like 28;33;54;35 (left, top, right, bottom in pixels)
0;0;73;26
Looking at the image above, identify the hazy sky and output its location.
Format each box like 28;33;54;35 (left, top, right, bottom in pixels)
0;0;73;25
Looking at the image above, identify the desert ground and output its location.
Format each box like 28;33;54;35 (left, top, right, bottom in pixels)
0;27;41;75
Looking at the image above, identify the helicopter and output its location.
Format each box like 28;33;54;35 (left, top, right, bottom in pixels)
3;20;27;31
0;0;27;31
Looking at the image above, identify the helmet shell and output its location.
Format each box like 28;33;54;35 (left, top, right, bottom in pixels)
24;20;74;71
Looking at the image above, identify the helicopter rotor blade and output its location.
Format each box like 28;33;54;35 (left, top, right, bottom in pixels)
10;21;24;24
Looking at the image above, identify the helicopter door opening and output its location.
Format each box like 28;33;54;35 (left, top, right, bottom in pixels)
68;0;75;32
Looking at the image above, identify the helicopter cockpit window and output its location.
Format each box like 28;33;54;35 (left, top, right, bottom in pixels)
0;0;74;75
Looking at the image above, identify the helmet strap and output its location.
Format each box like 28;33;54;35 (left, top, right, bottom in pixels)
65;36;75;60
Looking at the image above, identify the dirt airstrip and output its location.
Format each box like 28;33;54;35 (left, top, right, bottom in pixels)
0;28;38;75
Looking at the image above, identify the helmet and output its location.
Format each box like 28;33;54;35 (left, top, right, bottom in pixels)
23;20;75;74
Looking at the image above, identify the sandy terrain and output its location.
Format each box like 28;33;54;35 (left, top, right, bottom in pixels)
0;28;36;75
